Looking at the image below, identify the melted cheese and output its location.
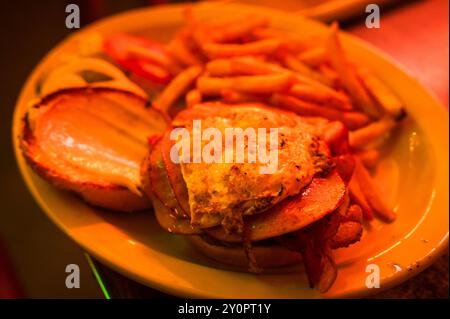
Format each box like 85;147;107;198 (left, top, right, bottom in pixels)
31;90;166;195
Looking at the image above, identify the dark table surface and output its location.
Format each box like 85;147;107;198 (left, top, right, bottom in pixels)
92;253;449;298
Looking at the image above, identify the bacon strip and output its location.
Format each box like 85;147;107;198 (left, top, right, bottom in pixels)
279;202;363;292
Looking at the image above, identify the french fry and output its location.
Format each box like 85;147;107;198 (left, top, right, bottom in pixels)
126;44;182;75
183;5;199;28
202;38;281;59
166;36;204;67
197;73;294;96
292;70;347;99
212;16;269;43
154;65;203;113
206;59;234;76
357;67;405;119
348;175;374;220
206;57;283;76
288;83;352;111
208;57;347;107
185;89;202;108
353;158;396;222
271;94;370;130
282;54;335;87
349;116;396;149
373;159;400;209
252;28;309;52
192;24;214;50
326;23;381;119
318;64;339;87
298;46;328;67
220;89;268;104
356;149;380;168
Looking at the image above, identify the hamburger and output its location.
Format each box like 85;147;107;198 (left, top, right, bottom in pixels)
142;102;363;292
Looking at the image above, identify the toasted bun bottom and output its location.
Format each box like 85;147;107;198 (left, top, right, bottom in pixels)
187;235;302;269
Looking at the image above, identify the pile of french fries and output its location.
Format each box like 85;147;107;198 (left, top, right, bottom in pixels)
152;10;405;223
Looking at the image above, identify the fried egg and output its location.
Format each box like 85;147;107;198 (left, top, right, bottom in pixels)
173;104;332;232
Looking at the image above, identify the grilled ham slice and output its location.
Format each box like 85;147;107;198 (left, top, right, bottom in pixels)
20;88;168;212
205;170;345;242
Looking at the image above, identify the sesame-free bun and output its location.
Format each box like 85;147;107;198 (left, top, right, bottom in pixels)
20;88;167;212
187;235;302;269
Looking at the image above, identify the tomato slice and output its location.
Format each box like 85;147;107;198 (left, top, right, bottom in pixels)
104;34;172;84
151;194;201;235
148;140;187;218
161;130;191;215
